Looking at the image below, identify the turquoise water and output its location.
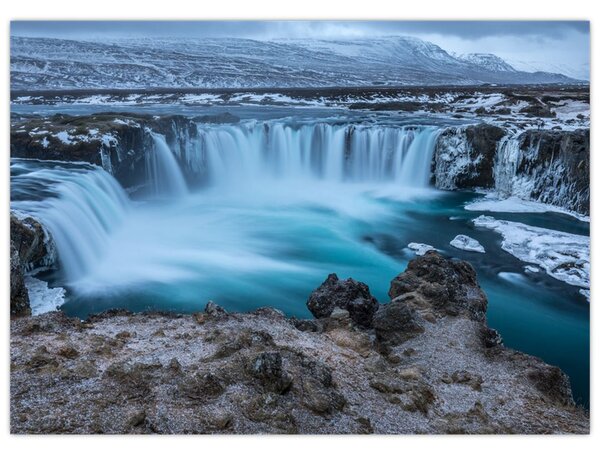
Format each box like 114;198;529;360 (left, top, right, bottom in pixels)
39;184;588;406
10;110;589;407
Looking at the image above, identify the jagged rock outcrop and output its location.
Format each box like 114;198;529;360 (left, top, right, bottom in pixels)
10;252;588;434
10;113;201;190
433;124;506;190
388;251;488;322
307;273;379;328
434;124;589;215
372;299;424;348
9;214;56;317
510;129;589;215
10;243;30;317
10;213;55;271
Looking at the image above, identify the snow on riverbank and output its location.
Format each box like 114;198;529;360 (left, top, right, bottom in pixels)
24;276;66;315
472;215;589;299
465;194;590;222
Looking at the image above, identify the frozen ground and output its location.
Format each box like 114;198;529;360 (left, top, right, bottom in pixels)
12;86;589;132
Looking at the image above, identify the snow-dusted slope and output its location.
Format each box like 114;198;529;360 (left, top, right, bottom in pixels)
10;36;580;91
505;59;590;82
454;53;517;73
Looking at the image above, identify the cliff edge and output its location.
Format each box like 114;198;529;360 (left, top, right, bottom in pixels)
10;252;589;434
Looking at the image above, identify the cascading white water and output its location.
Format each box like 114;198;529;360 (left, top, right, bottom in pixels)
396;127;442;187
146;131;189;197
180;122;441;187
494;135;525;197
11;122;443;293
11;161;131;283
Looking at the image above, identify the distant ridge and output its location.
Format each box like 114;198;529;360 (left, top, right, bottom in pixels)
10;35;581;91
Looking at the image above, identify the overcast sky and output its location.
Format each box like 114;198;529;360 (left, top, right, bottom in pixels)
11;21;590;79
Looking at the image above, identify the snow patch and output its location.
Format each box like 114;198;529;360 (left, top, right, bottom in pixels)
473;215;589;291
465;194;589;222
24;276;66;315
552;100;590;123
450;234;485;253
55;131;73;144
407;242;437;256
101;133;118;147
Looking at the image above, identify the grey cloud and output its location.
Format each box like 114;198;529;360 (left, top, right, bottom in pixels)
10;20;589;40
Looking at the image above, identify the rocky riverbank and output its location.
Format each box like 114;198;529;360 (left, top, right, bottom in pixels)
10;213;56;317
433;125;590;215
10;251;589;434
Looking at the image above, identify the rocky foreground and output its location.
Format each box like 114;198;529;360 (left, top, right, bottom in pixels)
10;252;589;434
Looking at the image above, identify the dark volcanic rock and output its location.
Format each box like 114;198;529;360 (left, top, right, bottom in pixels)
433;124;506;190
388;251;488;322
298;357;346;414
348;101;423;111
7;234;591;433
178;371;226;401
10;213;54;271
373;299;424;347
435;122;589;215
9;213;56;317
516;129;589;215
480;326;503;348
10;243;30;317
520;103;556;118
10;113;197;191
307;273;379;328
249;352;292;394
460;124;506;188
10;257;590;433
205;300;227;317
526;363;575;407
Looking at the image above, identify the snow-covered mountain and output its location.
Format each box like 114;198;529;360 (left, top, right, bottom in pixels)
454;53;517;73
10;36;581;91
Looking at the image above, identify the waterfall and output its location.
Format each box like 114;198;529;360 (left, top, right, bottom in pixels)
178;122;441;188
11;161;131;283
397;127;442;187
146;131;189;197
494;135;525;197
11;122;443;288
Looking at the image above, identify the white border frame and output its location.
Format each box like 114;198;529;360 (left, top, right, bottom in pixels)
1;1;595;450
